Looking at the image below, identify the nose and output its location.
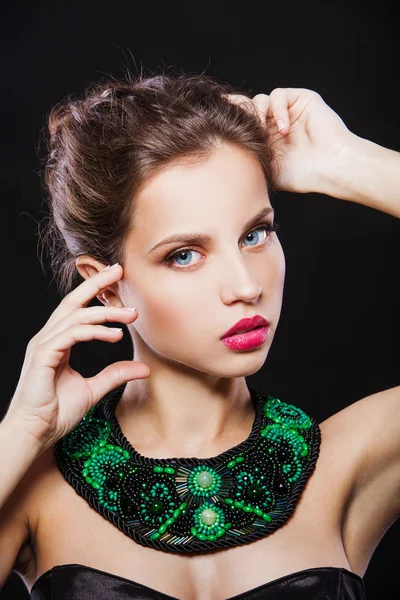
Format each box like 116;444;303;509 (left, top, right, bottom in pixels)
220;253;262;305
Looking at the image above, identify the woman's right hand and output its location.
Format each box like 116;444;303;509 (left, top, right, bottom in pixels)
5;263;150;453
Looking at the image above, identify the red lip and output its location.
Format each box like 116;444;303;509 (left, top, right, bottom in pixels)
221;315;270;339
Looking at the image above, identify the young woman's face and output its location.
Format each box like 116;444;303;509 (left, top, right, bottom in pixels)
119;143;286;378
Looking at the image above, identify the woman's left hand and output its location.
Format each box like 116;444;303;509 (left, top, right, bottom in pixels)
228;88;355;194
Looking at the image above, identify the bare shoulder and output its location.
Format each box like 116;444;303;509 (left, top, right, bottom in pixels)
319;384;400;574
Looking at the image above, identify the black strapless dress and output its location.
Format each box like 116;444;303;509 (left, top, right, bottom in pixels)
30;564;366;599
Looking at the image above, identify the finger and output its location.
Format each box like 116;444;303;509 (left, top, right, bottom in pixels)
268;87;320;134
37;305;138;345
229;90;286;132
266;88;292;134
41;263;123;334
85;360;151;405
223;93;254;110
250;93;271;127
32;324;126;370
223;93;259;120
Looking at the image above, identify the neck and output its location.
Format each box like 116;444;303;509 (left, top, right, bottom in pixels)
115;374;255;459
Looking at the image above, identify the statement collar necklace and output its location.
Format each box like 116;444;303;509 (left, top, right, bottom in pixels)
54;383;321;554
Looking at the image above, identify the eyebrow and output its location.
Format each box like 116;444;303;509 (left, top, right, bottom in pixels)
148;206;275;254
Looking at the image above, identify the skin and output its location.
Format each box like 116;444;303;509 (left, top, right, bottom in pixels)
76;142;286;459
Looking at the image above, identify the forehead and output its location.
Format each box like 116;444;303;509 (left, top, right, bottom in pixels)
129;143;271;242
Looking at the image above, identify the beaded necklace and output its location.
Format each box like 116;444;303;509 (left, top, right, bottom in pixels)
54;383;321;554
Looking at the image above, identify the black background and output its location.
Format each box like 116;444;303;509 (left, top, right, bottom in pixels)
2;0;399;598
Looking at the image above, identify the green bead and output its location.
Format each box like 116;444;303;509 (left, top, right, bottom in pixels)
207;534;217;541
165;517;175;526
224;498;234;505
164;467;175;474
154;466;164;473
216;529;225;538
197;471;214;488
197;533;207;541
200;508;217;526
173;509;181;519
262;513;272;522
227;460;236;468
92;482;101;490
234;500;244;508
191;527;198;536
236;456;245;463
179;502;187;510
82;468;88;477
123;450;130;459
158;523;168;534
150;532;161;540
243;505;253;513
149;500;165;515
247;484;263;501
254;507;263;516
106;444;114;450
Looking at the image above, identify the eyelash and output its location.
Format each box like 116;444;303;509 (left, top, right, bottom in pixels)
162;221;280;268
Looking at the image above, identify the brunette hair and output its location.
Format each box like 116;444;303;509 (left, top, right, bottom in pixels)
38;70;281;296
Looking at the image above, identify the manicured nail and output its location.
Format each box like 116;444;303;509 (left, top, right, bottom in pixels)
277;119;285;132
121;307;137;312
107;263;120;270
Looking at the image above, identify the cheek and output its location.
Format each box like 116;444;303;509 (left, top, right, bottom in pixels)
135;277;202;343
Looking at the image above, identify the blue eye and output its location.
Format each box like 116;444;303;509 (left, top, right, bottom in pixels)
242;227;267;247
162;222;279;269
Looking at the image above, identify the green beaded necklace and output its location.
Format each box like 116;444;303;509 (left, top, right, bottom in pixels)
54;383;321;553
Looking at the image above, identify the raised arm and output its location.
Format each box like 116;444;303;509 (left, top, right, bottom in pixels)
233;87;400;220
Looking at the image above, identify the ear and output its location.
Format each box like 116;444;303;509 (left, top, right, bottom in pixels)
75;256;122;306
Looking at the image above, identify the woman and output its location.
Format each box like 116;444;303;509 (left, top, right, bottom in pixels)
0;73;398;599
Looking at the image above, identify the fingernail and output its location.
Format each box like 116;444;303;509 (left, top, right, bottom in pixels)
107;263;120;270
277;119;285;132
121;307;137;312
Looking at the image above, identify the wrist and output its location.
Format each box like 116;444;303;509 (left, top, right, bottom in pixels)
315;133;369;201
1;412;47;459
316;133;400;217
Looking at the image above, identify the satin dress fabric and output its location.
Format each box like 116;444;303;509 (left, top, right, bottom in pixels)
30;564;367;599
